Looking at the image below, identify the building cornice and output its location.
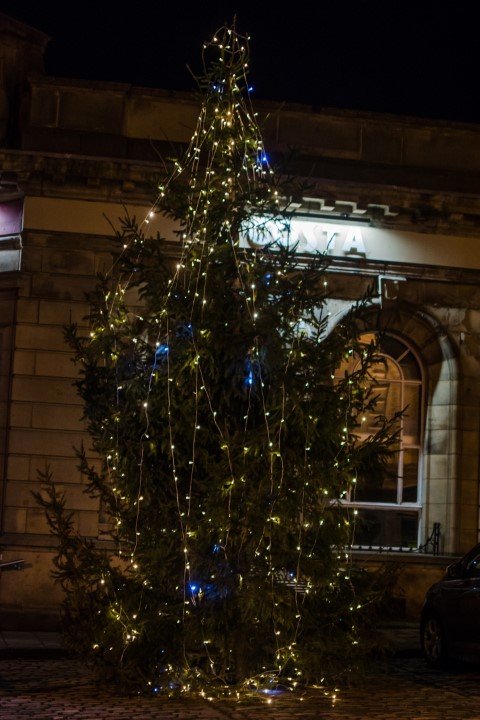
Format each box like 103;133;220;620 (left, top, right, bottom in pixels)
2;148;480;237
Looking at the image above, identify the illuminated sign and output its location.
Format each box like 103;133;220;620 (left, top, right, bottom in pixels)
241;217;367;257
0;196;24;237
20;199;480;272
239;215;480;271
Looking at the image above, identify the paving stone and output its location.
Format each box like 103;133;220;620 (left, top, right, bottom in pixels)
1;656;480;718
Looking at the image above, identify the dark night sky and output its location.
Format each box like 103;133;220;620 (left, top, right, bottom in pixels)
3;1;479;124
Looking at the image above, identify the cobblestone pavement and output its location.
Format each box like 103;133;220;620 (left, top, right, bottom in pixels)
1;654;480;719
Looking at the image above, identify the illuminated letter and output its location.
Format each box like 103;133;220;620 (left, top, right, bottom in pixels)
323;226;339;254
295;221;319;253
341;229;366;256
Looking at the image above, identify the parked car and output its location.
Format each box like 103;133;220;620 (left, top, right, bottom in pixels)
421;543;480;666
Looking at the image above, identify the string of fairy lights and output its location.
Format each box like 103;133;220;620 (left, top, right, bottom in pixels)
84;23;368;698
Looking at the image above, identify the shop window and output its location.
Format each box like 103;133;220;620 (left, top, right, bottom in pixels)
0;190;23;273
337;332;423;550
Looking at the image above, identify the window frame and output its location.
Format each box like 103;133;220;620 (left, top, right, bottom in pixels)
338;331;425;550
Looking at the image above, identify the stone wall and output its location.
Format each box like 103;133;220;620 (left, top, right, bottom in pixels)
0;227;111;610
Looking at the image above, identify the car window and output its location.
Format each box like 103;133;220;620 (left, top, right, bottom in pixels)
466;551;480;578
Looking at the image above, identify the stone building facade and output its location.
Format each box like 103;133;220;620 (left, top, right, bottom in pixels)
1;13;480;624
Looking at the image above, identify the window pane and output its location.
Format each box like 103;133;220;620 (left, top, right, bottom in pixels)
363;375;402;430
355;450;399;503
370;357;401;383
403;384;421;441
379;337;421;380
402;448;419;502
399;352;421;380
379;336;405;360
360;397;388;434
352;508;419;549
384;379;403;418
466;552;480;578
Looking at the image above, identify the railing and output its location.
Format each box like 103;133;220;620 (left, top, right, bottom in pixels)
351;522;441;555
418;522;441;555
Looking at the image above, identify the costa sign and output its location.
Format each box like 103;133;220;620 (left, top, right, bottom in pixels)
241;217;367;257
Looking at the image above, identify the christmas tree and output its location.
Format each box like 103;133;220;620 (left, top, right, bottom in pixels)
36;24;397;695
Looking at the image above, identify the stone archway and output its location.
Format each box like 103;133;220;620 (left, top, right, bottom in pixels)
358;302;459;554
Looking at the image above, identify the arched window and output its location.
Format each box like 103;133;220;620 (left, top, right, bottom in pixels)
337;332;424;550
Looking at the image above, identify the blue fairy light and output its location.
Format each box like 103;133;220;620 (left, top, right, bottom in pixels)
244;359;254;387
260;688;284;696
244;356;262;390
